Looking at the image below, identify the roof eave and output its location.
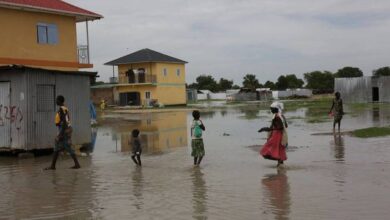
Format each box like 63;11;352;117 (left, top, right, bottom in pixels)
0;2;103;22
104;61;188;66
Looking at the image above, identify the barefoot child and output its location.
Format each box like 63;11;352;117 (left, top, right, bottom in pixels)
45;95;81;170
131;129;142;166
191;110;206;166
329;92;344;132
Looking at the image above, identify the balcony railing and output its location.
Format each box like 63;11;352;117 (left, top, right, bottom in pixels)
119;74;157;84
77;45;90;64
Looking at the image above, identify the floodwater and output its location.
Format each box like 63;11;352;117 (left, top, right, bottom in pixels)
1;102;390;219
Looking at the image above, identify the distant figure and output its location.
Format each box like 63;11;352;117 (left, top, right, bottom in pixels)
89;100;97;125
191;110;206;166
131;129;142;166
329;92;344;132
100;99;106;111
45;95;81;170
259;102;288;167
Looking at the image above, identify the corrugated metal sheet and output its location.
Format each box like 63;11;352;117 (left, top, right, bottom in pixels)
335;76;390;103
0;66;93;150
335;77;372;103
0;82;11;148
0;71;27;149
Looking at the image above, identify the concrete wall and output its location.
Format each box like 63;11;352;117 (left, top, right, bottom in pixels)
376;76;390;102
0;7;79;71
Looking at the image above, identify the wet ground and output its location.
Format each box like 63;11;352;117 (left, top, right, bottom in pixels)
1;102;390;219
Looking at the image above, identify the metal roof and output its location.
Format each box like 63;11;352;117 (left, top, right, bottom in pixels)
0;65;97;76
105;48;188;66
0;0;103;21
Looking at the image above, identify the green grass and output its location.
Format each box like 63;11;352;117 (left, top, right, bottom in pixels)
352;127;390;138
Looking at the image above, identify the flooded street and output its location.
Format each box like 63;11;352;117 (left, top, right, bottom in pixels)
1;103;390;219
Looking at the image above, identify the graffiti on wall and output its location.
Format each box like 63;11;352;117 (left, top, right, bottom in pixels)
0;104;23;130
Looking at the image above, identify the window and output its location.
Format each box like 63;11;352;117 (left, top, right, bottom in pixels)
163;68;167;76
37;23;58;44
145;91;151;99
176;68;180;76
37;85;55;112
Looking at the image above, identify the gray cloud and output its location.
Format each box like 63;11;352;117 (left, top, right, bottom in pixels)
69;0;390;85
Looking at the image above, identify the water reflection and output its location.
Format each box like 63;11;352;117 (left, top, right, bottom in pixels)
131;168;144;210
262;169;290;220
119;112;188;154
331;133;345;162
191;168;208;220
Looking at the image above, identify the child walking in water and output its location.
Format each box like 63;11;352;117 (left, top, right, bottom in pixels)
191;110;206;166
329;92;344;132
259;102;288;167
45;95;81;170
131;129;142;166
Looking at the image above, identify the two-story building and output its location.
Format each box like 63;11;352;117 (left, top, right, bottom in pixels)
96;48;187;107
0;0;102;152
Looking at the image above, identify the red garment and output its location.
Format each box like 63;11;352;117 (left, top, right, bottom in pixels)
260;130;287;161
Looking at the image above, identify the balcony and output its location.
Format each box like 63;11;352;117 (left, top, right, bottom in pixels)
119;74;157;84
77;45;93;68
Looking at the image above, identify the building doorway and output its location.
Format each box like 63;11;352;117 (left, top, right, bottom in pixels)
0;82;11;147
126;69;135;83
372;87;379;102
138;68;145;83
119;92;140;106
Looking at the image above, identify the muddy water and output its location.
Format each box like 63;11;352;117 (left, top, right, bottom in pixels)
1;104;390;219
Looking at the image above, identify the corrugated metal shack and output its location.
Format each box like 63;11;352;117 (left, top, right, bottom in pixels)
0;65;96;151
335;76;390;103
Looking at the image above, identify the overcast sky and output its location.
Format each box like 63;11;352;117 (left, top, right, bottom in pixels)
68;0;390;85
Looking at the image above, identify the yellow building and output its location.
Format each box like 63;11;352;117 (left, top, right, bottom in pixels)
0;0;102;70
104;48;188;106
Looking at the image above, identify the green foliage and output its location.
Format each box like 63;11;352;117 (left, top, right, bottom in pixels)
232;85;241;89
242;74;261;91
335;67;363;78
264;81;276;90
218;78;234;91
352;127;390;138
190;75;218;92
373;66;390;76
276;74;304;90
304;71;334;91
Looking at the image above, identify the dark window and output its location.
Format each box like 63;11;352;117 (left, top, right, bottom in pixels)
37;85;55;112
37;23;58;44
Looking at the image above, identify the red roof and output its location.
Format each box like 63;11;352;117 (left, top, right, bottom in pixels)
0;0;103;21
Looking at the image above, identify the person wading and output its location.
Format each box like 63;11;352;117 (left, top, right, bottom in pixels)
45;95;81;170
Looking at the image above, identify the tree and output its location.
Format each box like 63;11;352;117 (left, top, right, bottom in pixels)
194;75;218;92
232;85;241;89
304;71;334;92
335;67;363;78
264;81;276;90
275;74;304;90
373;66;390;76
242;74;261;91
218;78;234;91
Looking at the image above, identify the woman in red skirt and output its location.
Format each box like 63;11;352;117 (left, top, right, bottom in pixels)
259;102;288;167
